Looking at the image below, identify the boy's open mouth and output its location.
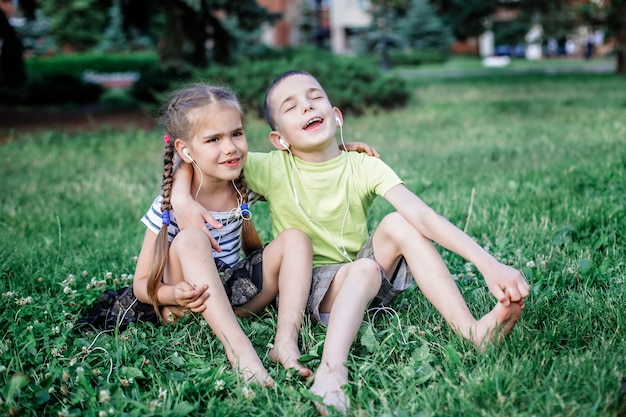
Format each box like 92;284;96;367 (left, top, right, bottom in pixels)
303;117;323;130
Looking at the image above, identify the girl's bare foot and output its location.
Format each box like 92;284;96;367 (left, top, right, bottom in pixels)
473;301;523;350
159;306;189;324
235;354;275;387
309;362;349;415
269;342;312;378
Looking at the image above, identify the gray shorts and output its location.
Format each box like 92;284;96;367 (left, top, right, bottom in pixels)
306;235;414;324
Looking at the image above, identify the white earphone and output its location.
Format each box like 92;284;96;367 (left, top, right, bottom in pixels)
182;147;194;162
279;139;289;150
335;116;342;127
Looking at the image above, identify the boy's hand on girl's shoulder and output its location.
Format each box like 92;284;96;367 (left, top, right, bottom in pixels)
340;142;380;158
171;195;223;252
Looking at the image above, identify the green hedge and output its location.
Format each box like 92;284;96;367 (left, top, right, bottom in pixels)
25;52;159;77
195;46;411;118
4;48;410;113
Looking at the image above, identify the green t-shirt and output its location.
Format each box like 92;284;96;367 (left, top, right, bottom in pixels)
245;150;402;267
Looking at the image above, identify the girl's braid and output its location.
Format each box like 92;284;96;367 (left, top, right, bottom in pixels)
146;130;177;322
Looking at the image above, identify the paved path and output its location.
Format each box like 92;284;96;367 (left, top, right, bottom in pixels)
396;59;616;80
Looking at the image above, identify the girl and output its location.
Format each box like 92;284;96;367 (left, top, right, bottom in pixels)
132;84;313;386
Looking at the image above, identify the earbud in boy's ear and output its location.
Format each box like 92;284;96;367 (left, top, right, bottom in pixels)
335;116;342;127
182;147;194;162
279;139;290;150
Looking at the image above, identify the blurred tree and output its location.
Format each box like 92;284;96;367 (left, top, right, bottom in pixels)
1;0;26;89
157;0;279;71
39;0;110;51
396;0;453;53
19;0;277;70
432;0;495;40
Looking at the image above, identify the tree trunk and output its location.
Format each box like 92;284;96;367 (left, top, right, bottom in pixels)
617;0;626;74
159;0;187;72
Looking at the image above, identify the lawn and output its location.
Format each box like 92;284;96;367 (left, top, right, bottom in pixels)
1;70;625;416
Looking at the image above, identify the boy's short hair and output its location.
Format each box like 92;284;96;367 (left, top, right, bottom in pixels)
263;69;315;130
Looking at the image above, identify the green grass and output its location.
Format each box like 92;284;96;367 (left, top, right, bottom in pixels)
1;71;625;416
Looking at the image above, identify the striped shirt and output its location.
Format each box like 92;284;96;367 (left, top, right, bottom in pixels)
141;194;258;267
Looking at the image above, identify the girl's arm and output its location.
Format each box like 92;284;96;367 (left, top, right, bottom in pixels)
383;184;530;305
133;229;209;311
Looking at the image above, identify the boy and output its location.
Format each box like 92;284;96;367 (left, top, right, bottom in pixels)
173;70;529;414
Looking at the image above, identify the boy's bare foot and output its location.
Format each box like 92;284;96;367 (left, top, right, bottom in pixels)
269;342;312;378
235;355;275;387
473;301;524;350
309;362;349;415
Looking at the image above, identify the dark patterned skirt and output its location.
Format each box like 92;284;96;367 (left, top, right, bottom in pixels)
74;248;265;333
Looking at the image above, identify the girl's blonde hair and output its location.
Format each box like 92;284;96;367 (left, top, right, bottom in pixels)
147;84;263;321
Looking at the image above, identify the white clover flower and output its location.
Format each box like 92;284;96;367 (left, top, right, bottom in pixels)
158;389;167;400
58;408;70;417
242;386;255;400
149;399;159;412
76;367;84;377
99;389;111;403
0;365;6;372
82;271;89;277
99;411;107;417
214;379;225;391
2;291;15;298
51;326;60;334
105;272;113;279
63;286;72;295
526;260;536;268
16;296;33;305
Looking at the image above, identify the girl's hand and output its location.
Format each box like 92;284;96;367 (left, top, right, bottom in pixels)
173;282;210;313
340;141;380;158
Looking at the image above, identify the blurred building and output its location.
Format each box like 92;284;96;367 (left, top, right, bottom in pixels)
257;0;371;54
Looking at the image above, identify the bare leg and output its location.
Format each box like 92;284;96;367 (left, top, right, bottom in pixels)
310;259;381;415
167;229;273;386
371;213;522;349
266;230;313;377
236;229;313;377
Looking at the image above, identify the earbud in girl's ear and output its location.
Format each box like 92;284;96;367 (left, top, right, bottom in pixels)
183;147;194;162
335;116;342;127
279;139;289;149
